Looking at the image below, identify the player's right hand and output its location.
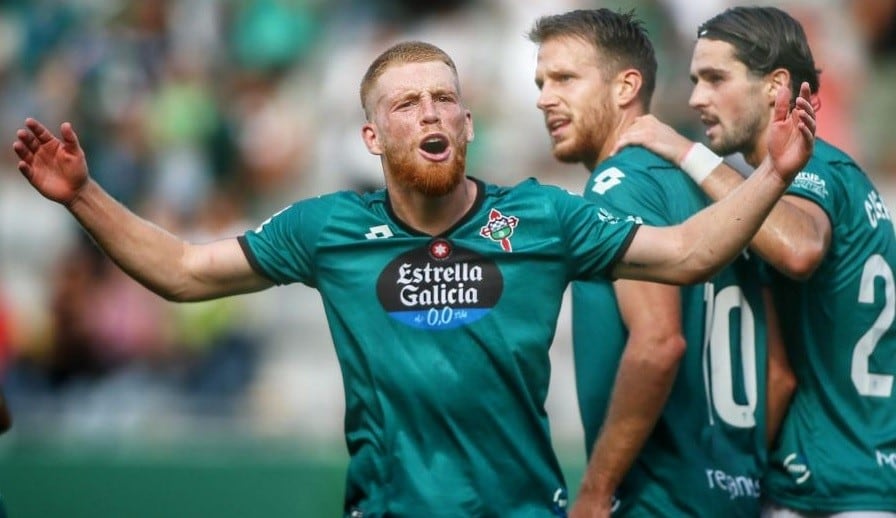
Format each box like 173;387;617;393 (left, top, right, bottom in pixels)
611;114;693;165
766;81;815;184
13;118;89;206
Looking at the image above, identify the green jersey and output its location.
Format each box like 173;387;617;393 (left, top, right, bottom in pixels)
573;147;768;517
240;178;638;517
765;139;896;512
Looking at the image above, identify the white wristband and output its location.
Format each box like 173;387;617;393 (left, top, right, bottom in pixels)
679;143;723;184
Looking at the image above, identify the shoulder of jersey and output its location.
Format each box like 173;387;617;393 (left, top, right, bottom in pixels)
600;146;677;173
811;138;857;167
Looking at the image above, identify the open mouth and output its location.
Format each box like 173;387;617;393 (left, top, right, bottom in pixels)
699;114;719;128
548;119;567;130
420;136;449;154
699;115;720;137
546;116;570;137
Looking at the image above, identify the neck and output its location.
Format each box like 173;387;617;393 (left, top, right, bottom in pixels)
387;177;476;236
744;130;769;168
587;109;642;170
745;111;777;168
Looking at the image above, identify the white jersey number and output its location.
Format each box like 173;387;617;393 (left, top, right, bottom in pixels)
852;254;895;397
703;284;758;428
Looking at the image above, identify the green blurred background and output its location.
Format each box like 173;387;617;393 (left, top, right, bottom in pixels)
0;438;584;517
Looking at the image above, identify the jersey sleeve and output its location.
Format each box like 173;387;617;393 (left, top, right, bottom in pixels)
239;195;335;286
784;162;841;225
583;163;674;226
550;186;640;280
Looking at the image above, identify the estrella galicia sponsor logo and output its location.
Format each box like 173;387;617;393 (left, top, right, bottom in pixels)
376;239;502;329
792;171;828;199
479;208;518;252
783;452;812;484
877;449;896;470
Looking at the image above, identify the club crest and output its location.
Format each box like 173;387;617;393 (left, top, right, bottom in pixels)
479;209;518;252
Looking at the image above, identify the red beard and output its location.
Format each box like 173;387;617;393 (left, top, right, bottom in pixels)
387;142;467;196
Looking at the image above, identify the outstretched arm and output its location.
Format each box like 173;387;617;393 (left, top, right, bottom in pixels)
571;281;685;518
613;86;829;280
611;83;816;284
14;118;272;301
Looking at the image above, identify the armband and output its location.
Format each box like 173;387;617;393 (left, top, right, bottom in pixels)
678;143;723;184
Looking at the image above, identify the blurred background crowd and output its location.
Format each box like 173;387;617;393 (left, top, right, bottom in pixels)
0;0;894;514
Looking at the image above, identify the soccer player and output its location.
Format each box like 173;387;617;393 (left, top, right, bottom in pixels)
13;40;814;516
614;6;896;517
529;9;796;517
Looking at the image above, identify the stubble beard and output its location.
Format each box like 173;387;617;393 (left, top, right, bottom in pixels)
549;100;612;168
707;106;767;158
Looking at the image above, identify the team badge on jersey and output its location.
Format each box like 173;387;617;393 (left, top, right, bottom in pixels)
376;241;503;330
479;209;518;252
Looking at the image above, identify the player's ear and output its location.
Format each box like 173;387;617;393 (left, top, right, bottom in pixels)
362;122;383;155
768;68;790;107
810;93;822;113
465;109;474;143
615;69;642;108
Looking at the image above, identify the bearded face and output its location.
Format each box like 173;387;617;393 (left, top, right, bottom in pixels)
535;36;620;170
549;91;615;168
688;38;773;164
702;99;767;158
361;61;474;197
382;131;467;196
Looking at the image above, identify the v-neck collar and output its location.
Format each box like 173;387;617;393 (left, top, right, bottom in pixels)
384;177;486;237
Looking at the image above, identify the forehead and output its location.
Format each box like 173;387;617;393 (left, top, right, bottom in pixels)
371;61;459;102
690;38;744;74
535;36;601;75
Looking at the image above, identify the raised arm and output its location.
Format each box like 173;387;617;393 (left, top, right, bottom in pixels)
613;88;829;280
571;281;685;518
14;118;273;302
611;83;817;284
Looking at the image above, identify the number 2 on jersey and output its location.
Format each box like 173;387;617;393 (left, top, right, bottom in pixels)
852;254;895;397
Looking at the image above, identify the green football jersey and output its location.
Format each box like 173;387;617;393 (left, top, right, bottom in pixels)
573;147;768;517
240;178;638;517
764;139;896;512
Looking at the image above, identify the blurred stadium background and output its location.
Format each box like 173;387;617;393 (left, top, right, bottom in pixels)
0;0;893;516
